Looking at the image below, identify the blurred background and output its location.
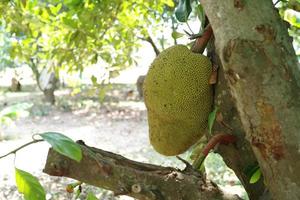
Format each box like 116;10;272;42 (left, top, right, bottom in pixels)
0;0;299;199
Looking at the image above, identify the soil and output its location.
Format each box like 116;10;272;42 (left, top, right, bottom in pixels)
0;85;246;200
0;86;185;200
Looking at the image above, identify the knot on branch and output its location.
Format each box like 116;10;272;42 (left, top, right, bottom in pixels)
131;184;142;193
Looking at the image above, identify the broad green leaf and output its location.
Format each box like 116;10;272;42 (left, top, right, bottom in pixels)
39;132;82;162
87;192;98;200
91;53;98;64
171;31;185;39
49;3;62;15
249;167;262;184
15;168;45;200
175;0;192;22
208;107;218;135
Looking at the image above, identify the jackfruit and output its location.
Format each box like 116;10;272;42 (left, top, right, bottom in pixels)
143;45;212;156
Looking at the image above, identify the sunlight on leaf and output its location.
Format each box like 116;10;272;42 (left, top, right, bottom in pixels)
171;31;185;39
87;192;98;200
15;168;46;200
208;107;218;135
39;132;82;162
249;167;261;184
284;9;300;28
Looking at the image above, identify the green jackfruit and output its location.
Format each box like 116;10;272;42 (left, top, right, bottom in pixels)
143;45;212;156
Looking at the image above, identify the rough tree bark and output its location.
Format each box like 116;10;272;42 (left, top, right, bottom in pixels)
44;142;241;200
201;0;300;199
210;55;266;199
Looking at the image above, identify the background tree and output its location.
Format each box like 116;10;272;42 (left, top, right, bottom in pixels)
0;0;175;103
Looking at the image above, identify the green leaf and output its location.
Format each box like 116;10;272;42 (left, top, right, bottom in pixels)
49;3;62;15
91;75;98;85
15;168;46;200
249;167;262;184
284;9;300;28
65;0;82;7
175;0;192;22
63;17;78;29
87;192;98;200
39;132;82;162
208;107;218;135
196;4;206;31
171;31;185;39
91;53;98;64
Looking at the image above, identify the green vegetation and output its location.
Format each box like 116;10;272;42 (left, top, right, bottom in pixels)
0;0;175;103
0;0;299;199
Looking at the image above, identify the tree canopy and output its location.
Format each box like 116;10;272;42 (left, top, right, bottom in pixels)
0;0;174;80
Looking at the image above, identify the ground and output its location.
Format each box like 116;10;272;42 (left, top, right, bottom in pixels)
0;84;247;200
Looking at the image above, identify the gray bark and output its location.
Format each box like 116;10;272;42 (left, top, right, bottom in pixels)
201;0;300;199
44;143;241;200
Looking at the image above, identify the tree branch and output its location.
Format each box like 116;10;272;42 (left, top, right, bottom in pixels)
191;25;213;54
44;143;241;200
0;139;43;159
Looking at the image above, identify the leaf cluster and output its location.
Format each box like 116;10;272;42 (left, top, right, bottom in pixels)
0;0;175;77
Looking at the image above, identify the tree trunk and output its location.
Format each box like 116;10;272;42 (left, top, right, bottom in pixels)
210;57;266;199
39;68;58;105
136;75;146;98
201;0;300;199
10;77;21;92
43;89;56;105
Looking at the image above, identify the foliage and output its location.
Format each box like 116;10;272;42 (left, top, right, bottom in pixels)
0;0;175;85
39;132;82;162
15;168;46;200
0;26;19;70
249;167;261;184
0;102;33;125
1;131;82;199
277;0;300;60
208;106;218;135
86;192;98;200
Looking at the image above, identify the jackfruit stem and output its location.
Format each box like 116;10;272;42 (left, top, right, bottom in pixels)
191;25;213;54
192;133;237;169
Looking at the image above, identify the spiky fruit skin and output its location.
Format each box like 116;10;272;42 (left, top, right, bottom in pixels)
143;45;212;156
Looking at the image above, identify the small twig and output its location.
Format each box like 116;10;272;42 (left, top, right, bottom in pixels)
176;156;192;167
185;22;194;34
176;156;197;174
0;139;44;159
192;133;237;169
189;33;203;40
183;29;192;36
138;36;160;56
274;0;281;6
